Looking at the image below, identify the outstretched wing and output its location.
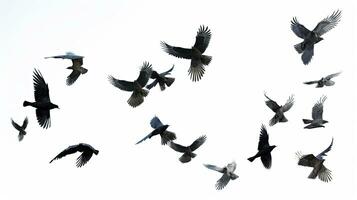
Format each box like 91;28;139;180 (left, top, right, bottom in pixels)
33;69;50;103
11;119;22;131
313;10;342;36
264;93;280;112
215;173;230;190
318;165;332;182
304;80;318;85
50;145;80;163
258;125;269;150
36;109;51;129
76;151;93;168
66;70;81;86
168;142;187;153
146;80;158;90
190;135;207;151
291;17;310;39
316;138;333;160
160;65;175;76
282;95;294;112
150;116;164;129
193;25;211;53
136;62;152;87
325;72;341;80
204;164;225;173
108;75;134;91
312;95;326;120
161;41;192;59
22;117;29;129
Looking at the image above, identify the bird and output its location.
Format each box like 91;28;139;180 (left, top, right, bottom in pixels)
248;125;276;169
291;10;341;65
45;52;87;86
303;95;328;129
168;135;207;163
264;93;294;126
204;162;239;190
304;72;341;88
136;116;176;145
11;117;28;141
23;69;59;129
161;25;212;82
146;65;175;91
49;143;99;167
296;138;333;182
108;62;152;107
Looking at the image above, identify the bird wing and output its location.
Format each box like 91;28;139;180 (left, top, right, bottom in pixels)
160;65;175;76
297;154;319;167
316;138;333;160
36;109;51;129
66;70;81;86
50;144;80;163
33;69;50;103
11;119;22;131
190;135;207;151
281;95;294;112
264;93;280;112
312;95;326;120
76;151;93;168
215;173;230;190
325;72;341;80
22;117;29;129
291;17;310;39
258;125;269;150
193;25;211;53
168;142;187;153
146;80;158;90
304;80;319;85
318;165;332;182
71;58;83;67
313;10;342;36
150;116;164;129
108;75;134;91
136;62;152;87
204;164;225;173
261;153;272;169
160;41;192;59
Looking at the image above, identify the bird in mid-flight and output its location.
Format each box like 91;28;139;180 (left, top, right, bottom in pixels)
303;95;328;129
11;117;28;141
264;93;294;126
168;135;207;163
204;161;239;190
45;52;88;86
146;65;175;91
161;25;212;82
136;116;176;145
296;138;333;182
50;143;99;167
291;10;341;65
108;62;152;107
248;125;276;169
304;72;341;88
23;69;59;129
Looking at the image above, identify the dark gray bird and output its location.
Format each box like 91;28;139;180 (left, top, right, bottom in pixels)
45;52;88;86
264;93;294;126
23;69;59;129
168;135;207;163
291;10;341;65
296;138;333;182
136;116;176;145
146;65;175;91
161;25;212;82
11;117;28;141
204;161;238;190
50;143;99;168
248;125;276;169
303;95;328;129
108;62;152;107
304;72;341;88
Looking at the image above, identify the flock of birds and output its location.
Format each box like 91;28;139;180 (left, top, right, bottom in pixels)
10;10;342;190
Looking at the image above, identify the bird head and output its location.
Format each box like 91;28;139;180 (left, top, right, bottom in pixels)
272;145;277;149
94;149;99;155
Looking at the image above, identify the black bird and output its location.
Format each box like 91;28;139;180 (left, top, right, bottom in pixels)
291;10;341;65
23;69;59;129
264;93;294;126
146;65;175;91
45;52;88;86
50;143;99;168
11;117;28;141
204;161;238;190
303;95;328;129
161;25;212;82
108;62;152;107
136;116;176;145
296;138;333;182
304;72;341;88
168;135;207;163
248;125;276;169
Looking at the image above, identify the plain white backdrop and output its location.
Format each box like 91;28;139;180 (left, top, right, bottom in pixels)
0;0;356;199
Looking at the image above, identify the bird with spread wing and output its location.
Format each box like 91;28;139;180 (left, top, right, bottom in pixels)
168;135;207;163
204;161;238;190
303;95;328;129
136;116;176;145
304;72;341;88
264;93;294;126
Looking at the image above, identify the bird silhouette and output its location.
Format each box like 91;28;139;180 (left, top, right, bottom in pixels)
304;72;341;88
11;117;28;141
204;162;238;190
303;95;328;129
264;93;294;126
136;116;176;145
146;65;175;91
168;135;206;163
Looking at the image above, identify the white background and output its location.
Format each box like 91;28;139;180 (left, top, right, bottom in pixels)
0;0;356;199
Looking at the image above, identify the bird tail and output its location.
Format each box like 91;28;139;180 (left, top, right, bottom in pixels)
201;55;212;65
247;156;256;162
160;131;177;145
179;153;192;163
80;67;88;74
279;114;288;122
23;101;32;107
164;77;175;87
294;42;304;54
302;119;313;124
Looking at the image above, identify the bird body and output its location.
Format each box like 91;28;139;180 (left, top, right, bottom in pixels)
204;162;238;190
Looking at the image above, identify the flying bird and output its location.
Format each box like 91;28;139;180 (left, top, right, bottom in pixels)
168;135;207;163
45;52;87;86
204;162;238;190
108;62;152;107
11;117;28;141
248;125;276;169
296;138;333;182
50;143;99;167
291;10;341;65
264;93;294;126
161;25;212;82
146;65;175;91
304;72;341;88
23;69;59;129
136;116;176;145
303;95;328;129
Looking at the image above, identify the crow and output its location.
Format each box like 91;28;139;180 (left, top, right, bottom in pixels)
45;52;87;86
108;62;152;107
303;95;328;129
304;72;341;88
296;138;333;182
23;69;59;129
204;161;238;190
291;10;341;65
50;143;99;168
136;116;176;145
146;65;175;91
11;117;28;141
168;135;206;163
248;125;276;169
161;25;212;82
264;93;294;126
